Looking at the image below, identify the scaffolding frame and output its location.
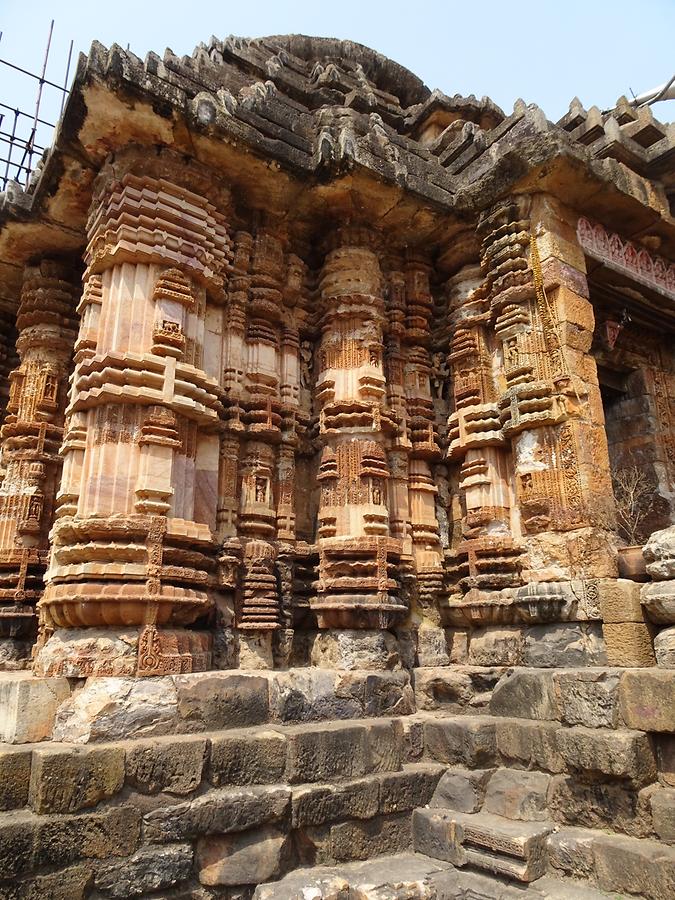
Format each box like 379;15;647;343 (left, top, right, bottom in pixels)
0;20;73;192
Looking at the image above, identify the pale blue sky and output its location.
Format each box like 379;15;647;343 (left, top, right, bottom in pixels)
1;0;674;179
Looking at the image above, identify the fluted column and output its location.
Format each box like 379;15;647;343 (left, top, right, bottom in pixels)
34;148;232;676
313;226;405;629
0;261;77;668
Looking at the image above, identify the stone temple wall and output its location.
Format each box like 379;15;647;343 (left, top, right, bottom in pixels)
0;32;673;899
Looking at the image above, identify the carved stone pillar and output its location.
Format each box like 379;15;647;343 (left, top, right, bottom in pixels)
0;261;77;668
313;227;405;629
33;148;232;676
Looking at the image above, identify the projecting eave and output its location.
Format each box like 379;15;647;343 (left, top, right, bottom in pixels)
1;37;674;309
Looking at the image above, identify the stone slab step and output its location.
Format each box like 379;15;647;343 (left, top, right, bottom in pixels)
412;807;553;882
2;717;439;815
254;851;619;899
0;667;415;744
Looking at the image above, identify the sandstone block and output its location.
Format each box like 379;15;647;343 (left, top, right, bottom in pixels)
174;672;269;731
284;722;369;783
94;843;193;897
620;669;675;731
429;767;494;813
657;735;675;786
0;673;71;743
523;623;606;667
548;775;649;836
402;718;424;762
142;785;290;843
125;734;207;794
291;777;379;828
336;669;415;718
556;726;657;787
642;581;675;625
197;826;289;886
0;746;32;810
0;810;37;878
424;716;497;767
552;669;621;728
0;864;94;900
445;629;470;663
33;805;141;872
52;677;178;744
546;826;598;880
593;832;675;900
655;625;675;668
490;669;559;720
208;729;286;787
416;625;451;667
651;786;675;843
602;622;656;667
29;744;125;813
483;768;550;821
415;666;502;713
495;719;564;773
597;578;645;623
643;524;675;581
308;629;400;670
329;812;411;861
377;764;443;814
412;808;457;863
267;668;361;723
468;627;524;666
364;718;403;773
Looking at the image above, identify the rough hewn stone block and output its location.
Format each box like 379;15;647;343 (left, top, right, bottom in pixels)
29;744;125;813
553;669;621;728
291;778;379;828
523;623;606;668
490;669;559;720
364;718;403;773
142;786;290;843
495;719;565;773
52;677;178;744
377;764;443;814
0;673;71;743
424;717;497;767
197;826;289;886
593;832;675;900
329;813;412;861
468;628;524;666
603;622;656;667
548;775;650;836
208;729;286;787
429;767;494;813
33;806;141;871
94;844;193;897
655;625;675;668
174;672;270;731
556;726;657;787
547;826;598;879
125;734;206;795
482;768;550;821
598;578;645;623
620;669;675;731
284;722;369;783
651;786;675;843
0;746;32;810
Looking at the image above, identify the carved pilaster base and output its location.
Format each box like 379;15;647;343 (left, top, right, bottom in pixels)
33;626;212;677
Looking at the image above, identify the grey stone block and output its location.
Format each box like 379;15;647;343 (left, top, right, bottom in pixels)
208;728;286;786
429;766;494;813
424;716;497;767
483;768;550;821
490;669;559;721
